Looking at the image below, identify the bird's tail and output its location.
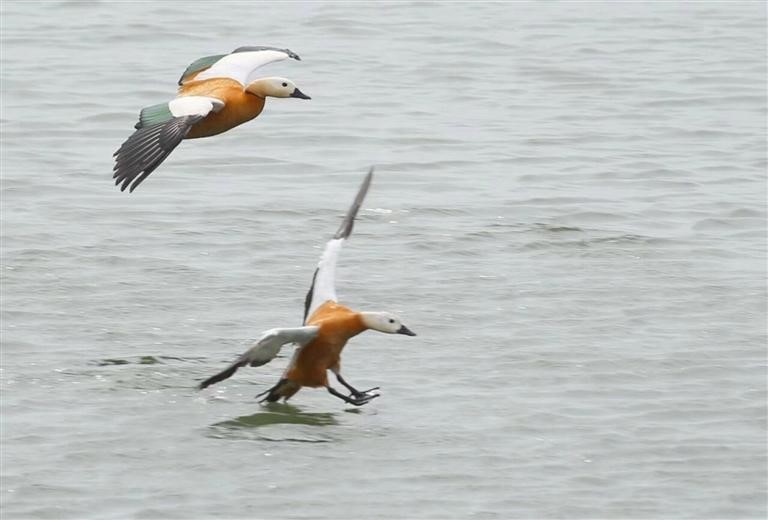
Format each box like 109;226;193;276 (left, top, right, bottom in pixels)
198;357;247;390
256;378;301;403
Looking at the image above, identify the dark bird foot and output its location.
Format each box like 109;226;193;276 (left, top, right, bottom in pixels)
328;385;379;406
347;392;379;406
351;387;380;400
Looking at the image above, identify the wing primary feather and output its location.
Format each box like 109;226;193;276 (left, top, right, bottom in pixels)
127;149;173;192
117;145;167;188
113;128;167;177
115;131;166;172
114;123;175;168
126;118;196;189
115;124;165;156
112;115;203;192
334;167;374;239
232;46;301;61
303;268;319;325
198;357;248;390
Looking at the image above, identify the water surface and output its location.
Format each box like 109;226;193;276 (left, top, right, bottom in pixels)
1;1;766;518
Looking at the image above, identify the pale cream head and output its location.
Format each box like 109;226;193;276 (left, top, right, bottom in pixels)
245;77;311;99
360;312;416;336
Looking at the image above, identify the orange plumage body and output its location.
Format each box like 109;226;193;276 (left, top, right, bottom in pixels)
286;301;366;388
179;79;266;139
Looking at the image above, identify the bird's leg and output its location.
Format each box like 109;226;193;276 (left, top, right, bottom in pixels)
327;385;378;406
334;372;379;399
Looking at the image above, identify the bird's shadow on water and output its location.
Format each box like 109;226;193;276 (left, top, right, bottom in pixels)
215;403;338;428
205;403;340;443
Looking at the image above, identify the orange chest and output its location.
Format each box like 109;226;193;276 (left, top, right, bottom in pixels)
178;80;265;139
295;318;360;368
286;306;366;387
296;333;348;370
186;94;265;139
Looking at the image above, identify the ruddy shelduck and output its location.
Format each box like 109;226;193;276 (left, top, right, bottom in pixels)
113;46;310;192
197;168;416;406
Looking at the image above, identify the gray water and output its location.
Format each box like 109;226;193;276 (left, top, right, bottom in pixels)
1;1;766;519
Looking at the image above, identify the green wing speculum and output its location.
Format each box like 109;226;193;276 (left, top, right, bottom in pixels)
177;54;226;85
135;103;173;129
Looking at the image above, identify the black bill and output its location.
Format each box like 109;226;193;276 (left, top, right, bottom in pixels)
290;88;311;100
397;325;417;336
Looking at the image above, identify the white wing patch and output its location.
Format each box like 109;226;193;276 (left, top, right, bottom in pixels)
243;326;319;367
194;50;291;85
306;238;344;320
168;96;225;118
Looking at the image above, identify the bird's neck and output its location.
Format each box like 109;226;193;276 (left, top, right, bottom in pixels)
245;79;271;98
358;312;385;334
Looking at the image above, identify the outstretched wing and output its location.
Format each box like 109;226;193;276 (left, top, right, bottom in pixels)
112;96;224;192
197;326;319;390
178;54;227;85
185;46;301;86
303;168;374;323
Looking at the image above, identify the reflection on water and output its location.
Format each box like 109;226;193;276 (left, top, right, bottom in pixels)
214;403;338;428
207;403;339;442
94;355;208;366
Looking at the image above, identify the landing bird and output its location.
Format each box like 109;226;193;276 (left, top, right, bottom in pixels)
113;46;311;193
197;169;417;406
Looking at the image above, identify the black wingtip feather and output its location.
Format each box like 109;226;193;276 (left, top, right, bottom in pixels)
231;46;300;61
198;358;248;390
303;268;319;325
333;167;374;240
112;115;202;193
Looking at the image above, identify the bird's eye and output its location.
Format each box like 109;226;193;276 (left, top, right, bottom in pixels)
389;319;395;324
282;82;288;87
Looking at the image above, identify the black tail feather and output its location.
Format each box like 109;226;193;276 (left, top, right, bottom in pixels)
198;358;247;390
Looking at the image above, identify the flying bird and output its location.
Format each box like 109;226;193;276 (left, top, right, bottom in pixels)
113;46;311;192
197;168;417;406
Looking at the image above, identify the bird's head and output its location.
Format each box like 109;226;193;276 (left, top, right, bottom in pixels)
360;312;416;336
246;77;311;100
